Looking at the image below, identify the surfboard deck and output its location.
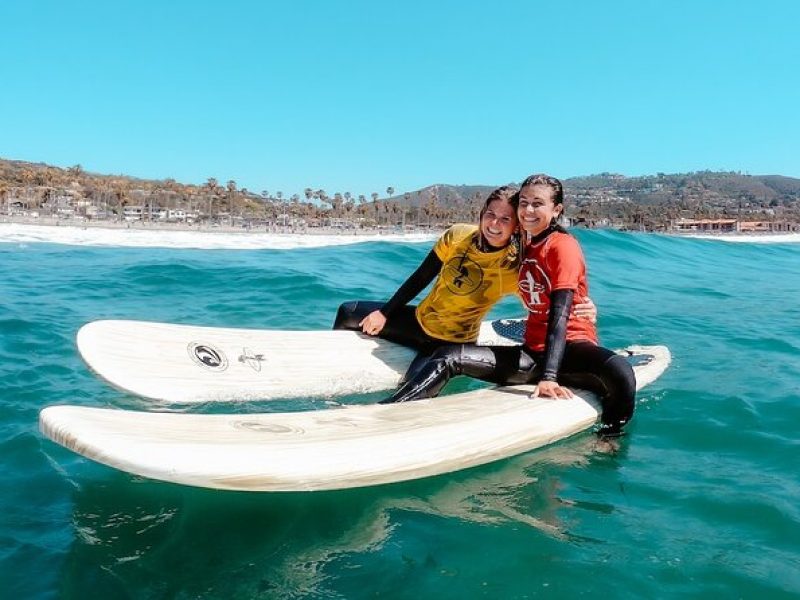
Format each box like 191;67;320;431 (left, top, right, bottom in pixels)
76;319;526;403
41;345;670;492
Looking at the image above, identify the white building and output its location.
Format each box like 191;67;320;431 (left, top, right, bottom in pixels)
123;205;144;221
156;209;187;221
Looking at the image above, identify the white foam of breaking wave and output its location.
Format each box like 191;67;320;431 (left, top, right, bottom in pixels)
0;223;437;250
684;233;800;244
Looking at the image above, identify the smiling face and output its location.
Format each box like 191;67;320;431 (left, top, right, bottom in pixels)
480;198;518;248
517;184;562;238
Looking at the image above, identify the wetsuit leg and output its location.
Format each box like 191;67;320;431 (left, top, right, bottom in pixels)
381;345;536;404
401;351;438;385
556;342;637;437
332;300;433;351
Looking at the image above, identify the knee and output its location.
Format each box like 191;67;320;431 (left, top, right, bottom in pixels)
332;301;359;330
422;345;488;379
428;345;464;374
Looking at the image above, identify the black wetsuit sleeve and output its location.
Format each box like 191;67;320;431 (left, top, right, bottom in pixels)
381;250;442;317
540;289;574;381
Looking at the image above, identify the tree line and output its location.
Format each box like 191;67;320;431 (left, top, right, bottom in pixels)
2;160;799;230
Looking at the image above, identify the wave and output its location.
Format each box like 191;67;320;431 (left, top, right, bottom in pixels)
0;223;437;250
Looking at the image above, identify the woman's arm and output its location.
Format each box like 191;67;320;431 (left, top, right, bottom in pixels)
360;249;442;335
531;288;575;399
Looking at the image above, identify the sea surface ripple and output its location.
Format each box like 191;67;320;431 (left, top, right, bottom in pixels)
1;228;799;599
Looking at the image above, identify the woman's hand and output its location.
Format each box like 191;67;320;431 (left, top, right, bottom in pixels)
530;380;574;399
574;297;597;323
359;310;387;336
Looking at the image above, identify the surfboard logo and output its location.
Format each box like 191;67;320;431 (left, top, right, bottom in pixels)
188;342;229;371
238;347;265;372
443;254;484;295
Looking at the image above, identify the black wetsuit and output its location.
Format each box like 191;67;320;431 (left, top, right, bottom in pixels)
379;228;637;437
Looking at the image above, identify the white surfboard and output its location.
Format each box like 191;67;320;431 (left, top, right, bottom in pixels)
40;345;670;492
76;319;526;403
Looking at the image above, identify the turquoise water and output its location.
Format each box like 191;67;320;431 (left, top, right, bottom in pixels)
1;229;799;599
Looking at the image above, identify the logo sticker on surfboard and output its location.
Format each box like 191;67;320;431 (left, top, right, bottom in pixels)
238;347;265;372
188;342;229;371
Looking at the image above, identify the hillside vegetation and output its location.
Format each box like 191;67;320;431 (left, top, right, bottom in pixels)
2;158;799;230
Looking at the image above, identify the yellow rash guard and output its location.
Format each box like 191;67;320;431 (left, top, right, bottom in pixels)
415;224;519;342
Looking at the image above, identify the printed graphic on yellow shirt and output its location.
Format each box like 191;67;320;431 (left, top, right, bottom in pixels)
442;254;484;295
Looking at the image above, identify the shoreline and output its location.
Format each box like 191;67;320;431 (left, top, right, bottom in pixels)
2;216;799;249
0;214;441;237
0;216;441;250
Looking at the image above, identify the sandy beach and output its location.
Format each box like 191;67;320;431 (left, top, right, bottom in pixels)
0;216;440;249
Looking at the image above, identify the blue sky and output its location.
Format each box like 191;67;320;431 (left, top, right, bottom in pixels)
1;1;798;198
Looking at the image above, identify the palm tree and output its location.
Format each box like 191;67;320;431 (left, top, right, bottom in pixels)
370;192;380;224
225;180;238;222
113;182;129;221
204;178;219;222
313;189;330;220
427;189;438;228
291;193;300;225
333;192;343;216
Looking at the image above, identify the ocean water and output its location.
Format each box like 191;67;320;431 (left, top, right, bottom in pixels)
1;225;799;599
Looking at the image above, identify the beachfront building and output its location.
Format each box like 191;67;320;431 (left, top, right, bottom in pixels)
155;208;188;222
3;187;36;215
4;200;29;215
85;204;109;220
324;217;357;229
123;206;144;221
738;220;798;233
37;191;78;217
672;218;799;233
672;218;738;233
54;195;77;218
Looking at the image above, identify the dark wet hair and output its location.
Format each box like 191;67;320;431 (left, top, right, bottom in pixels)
519;173;564;205
477;185;521;265
519;173;567;233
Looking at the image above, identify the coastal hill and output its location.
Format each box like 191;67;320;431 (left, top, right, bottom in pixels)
399;172;800;229
2;157;799;230
390;171;800;207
